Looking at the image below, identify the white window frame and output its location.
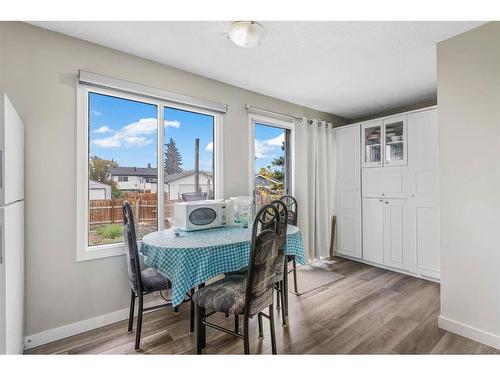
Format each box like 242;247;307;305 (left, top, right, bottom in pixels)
77;85;224;262
248;113;295;199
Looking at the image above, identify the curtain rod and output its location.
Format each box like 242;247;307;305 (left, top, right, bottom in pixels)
245;104;303;122
245;104;333;128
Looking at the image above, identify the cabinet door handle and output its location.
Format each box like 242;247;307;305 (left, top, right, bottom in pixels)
381;193;385;196
379;199;383;202
385;201;389;204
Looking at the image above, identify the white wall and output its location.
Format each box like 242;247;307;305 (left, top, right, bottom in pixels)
437;21;500;349
0;22;346;342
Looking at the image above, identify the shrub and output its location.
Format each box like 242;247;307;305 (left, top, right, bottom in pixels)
97;224;122;239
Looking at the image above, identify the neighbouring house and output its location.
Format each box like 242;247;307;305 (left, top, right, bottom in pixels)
254;174;282;190
109;166;158;192
88;180;112;200
164;171;213;200
109;166;213;199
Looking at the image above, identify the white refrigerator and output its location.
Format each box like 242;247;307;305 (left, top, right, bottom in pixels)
0;93;25;354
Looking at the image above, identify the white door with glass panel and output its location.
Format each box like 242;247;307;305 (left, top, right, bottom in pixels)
252;121;291;209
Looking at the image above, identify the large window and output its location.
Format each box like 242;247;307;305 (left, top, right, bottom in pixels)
78;84;223;261
88;92;158;247
251;117;292;208
163;107;215;228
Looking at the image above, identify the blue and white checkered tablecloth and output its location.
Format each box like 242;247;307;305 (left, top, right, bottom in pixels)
140;225;305;306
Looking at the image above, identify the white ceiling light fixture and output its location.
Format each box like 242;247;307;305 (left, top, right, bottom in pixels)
227;21;265;48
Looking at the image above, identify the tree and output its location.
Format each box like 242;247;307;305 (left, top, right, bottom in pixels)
164;138;183;174
269;156;285;183
147;162;152;168
88;156;122;198
89;156;118;182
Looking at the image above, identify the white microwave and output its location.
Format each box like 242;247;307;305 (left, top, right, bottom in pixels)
174;200;227;231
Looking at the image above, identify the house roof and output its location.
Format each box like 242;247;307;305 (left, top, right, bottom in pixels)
255;174;281;185
109;166;157;177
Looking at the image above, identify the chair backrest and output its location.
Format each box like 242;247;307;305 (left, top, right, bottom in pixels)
122;200;143;294
280;195;298;226
269;200;288;282
245;204;280;316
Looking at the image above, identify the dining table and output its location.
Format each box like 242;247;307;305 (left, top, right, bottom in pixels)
140;224;305;307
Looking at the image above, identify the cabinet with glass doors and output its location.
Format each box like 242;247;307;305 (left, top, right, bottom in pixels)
361;115;407;167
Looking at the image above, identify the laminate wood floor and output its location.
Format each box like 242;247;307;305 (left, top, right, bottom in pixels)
25;258;499;355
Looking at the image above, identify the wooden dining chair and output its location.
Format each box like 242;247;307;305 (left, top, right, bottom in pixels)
193;203;284;354
280;195;299;294
122;200;194;351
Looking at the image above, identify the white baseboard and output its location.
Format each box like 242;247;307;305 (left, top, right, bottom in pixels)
438;315;500;350
24;300;164;351
335;253;440;283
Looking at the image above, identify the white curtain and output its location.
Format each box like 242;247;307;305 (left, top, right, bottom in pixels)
294;118;336;260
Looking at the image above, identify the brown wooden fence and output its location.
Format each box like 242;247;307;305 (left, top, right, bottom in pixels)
89;192;174;227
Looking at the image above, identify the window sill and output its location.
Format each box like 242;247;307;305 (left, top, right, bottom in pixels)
76;242;126;262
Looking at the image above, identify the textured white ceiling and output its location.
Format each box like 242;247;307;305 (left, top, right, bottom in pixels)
30;21;483;119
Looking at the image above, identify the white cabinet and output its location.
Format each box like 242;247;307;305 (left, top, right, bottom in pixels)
362;116;407;168
407;109;440;279
335;124;362;259
383;115;407;167
362;198;384;263
362;166;408;198
361;120;383;167
383;199;408;270
335;107;439;281
362;198;408;271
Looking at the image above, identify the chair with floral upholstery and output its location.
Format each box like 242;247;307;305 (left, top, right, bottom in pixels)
193;203;283;354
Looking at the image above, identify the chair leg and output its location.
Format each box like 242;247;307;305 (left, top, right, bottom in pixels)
269;304;277;355
282;261;289;326
292;257;298;294
189;288;195;333
196;305;206;354
280;280;286;324
243;316;250;355
234;314;240;334
225;313;230;319
174;305;179;314
276;282;281;310
135;294;144;351
258;313;264;339
128;290;135;333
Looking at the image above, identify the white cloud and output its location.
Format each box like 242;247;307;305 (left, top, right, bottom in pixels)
205;142;213;152
93;126;113;134
92;110;102;116
164;120;181;128
254;133;284;159
92;118;157;148
122;118;157;136
265;133;284;147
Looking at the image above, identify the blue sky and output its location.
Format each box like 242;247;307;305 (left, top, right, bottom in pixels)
89;92;284;174
254;123;285;173
89;93;214;171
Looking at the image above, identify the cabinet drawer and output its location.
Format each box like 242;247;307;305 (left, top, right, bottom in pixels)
362;166;408;198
